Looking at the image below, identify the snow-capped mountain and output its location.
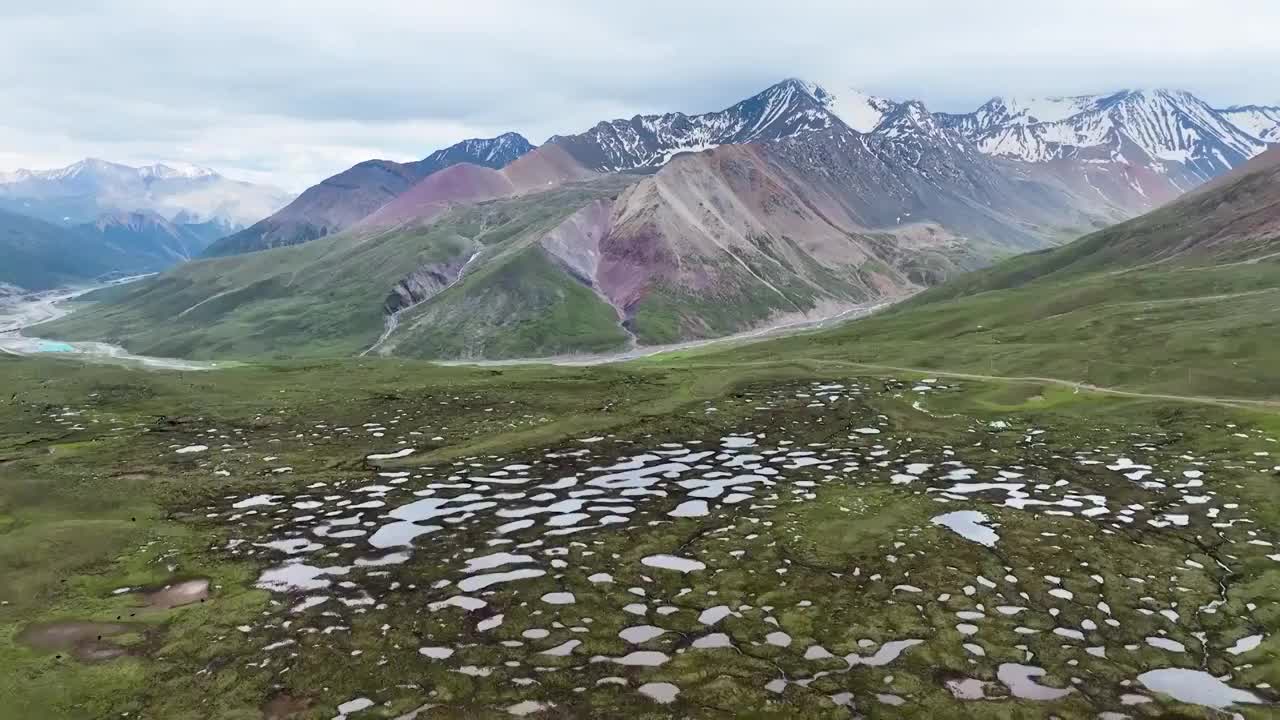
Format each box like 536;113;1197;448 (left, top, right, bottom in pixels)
547;79;1128;260
550;80;1278;189
196;79;1279;261
546;79;835;171
424;132;534;168
137;162;220;181
2;158;220;191
938;90;1275;183
0;158;293;227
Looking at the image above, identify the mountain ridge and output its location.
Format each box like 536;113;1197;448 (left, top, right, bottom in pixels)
712;143;1280;401
544;79;833;172
938;88;1274;177
0;206;220;291
0;158;292;228
193;80;1280;261
202;133;535;256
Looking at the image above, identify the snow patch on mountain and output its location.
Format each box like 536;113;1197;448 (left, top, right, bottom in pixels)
547;79;833;172
798;81;900;133
940;89;1269;179
138;162;219;181
1221;105;1280;144
423;132;535;168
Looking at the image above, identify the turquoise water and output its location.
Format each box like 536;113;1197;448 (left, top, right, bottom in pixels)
36;341;76;353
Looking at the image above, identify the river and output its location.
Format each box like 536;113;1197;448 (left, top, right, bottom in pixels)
1;279;902;370
0;278;223;371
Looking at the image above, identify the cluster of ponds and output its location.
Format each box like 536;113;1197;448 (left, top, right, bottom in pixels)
171;380;1280;716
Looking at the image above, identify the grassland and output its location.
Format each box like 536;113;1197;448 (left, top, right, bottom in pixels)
2;353;1278;719
689;258;1280;401
6;126;1279;720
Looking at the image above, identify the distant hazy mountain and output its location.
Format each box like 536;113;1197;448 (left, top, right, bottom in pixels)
0;158;293;228
0;206;223;292
0;209;120;291
204;133;534;256
84;210;218;266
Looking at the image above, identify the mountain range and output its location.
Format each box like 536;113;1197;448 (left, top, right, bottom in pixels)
0;158;293;291
26;79;1280;360
209;80;1280;259
0;158;293;227
203;133;535;256
0;207;225;291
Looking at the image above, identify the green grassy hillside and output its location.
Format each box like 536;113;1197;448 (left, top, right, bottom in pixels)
387;246;631;358
699;150;1280;400
903;146;1280;305
41;180;635;359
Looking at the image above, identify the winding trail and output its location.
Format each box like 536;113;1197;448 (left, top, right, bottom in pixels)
703;359;1280;412
176;287;238;318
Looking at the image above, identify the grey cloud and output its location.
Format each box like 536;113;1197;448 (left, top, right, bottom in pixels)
1;0;1277;190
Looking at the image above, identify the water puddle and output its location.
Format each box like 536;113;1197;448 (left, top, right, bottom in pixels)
930;510;999;547
1137;668;1263;708
16;621;134;661
185;379;1279;715
146;578;210;609
997;663;1073;700
640;554;705;573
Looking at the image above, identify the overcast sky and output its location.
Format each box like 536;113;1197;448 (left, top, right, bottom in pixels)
2;0;1278;191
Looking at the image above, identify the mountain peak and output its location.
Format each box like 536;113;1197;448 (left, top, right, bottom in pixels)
1218;104;1280;144
2;157;219;184
423;133;536;168
45;157;131;180
1222;102;1280;112
138;162;220;181
494;131;531;143
545;78;832;171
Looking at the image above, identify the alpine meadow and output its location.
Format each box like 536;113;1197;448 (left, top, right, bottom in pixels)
2;3;1280;719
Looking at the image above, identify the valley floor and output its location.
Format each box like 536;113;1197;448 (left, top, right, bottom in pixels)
1;356;1278;719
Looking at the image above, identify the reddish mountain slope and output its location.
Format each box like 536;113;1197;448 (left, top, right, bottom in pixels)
360;146;598;228
204;134;533;256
